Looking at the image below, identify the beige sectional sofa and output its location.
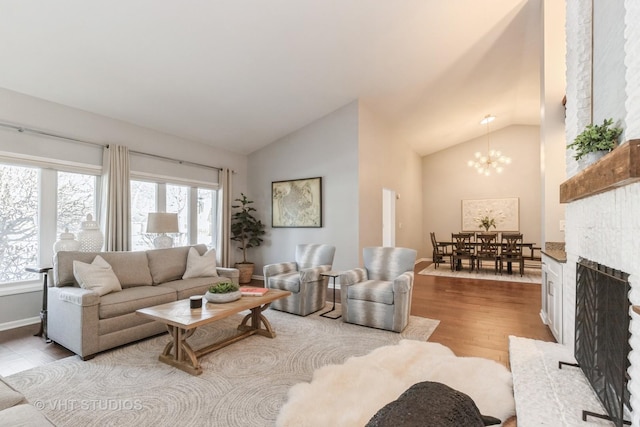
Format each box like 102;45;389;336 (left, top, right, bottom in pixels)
49;244;239;359
0;375;54;426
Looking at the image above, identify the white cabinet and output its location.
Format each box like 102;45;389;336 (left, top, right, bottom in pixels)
541;254;563;343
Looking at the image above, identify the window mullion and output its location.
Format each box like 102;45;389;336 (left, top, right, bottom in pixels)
40;169;57;266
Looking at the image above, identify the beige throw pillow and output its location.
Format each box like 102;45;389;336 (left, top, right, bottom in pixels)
182;247;218;279
73;255;122;296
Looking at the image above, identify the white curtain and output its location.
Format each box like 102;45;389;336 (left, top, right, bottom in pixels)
101;145;131;251
216;168;233;267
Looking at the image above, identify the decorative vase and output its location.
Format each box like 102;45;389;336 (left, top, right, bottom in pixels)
577;151;607;171
53;228;81;253
77;214;104;252
204;290;242;303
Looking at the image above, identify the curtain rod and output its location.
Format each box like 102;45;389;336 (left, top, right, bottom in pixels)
0;121;226;172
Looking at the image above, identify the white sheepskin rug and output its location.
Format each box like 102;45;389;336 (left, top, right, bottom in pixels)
276;339;515;427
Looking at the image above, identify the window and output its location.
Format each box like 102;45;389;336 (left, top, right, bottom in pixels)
197;188;217;246
57;171;97;236
130;179;219;251
0;161;100;286
167;184;189;247
0;164;39;283
131;180;157;251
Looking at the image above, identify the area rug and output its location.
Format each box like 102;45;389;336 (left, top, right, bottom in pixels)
419;263;542;284
6;308;439;427
277;339;515;426
509;336;615;426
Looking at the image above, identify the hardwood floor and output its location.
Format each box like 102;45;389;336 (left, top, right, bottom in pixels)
0;265;554;377
412;260;555;366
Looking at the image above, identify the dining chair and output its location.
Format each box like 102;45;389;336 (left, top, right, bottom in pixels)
500;233;524;276
451;233;475;271
475;233;500;274
430;232;452;269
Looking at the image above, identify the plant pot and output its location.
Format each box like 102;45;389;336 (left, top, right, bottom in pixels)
577;150;607;171
204;290;242;303
235;262;254;284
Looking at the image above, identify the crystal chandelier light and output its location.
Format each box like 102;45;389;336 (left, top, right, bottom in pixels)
467;115;511;176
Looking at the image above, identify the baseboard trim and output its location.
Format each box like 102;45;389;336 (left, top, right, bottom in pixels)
0;316;40;332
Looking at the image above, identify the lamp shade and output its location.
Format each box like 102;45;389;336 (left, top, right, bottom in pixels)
146;213;179;234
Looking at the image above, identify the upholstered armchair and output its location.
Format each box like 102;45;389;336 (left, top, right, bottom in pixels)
339;247;417;332
263;244;336;316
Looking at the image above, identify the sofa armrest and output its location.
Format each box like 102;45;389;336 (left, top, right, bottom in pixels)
393;271;414;294
338;268;367;287
216;267;240;284
263;262;297;279
55;286;100;307
299;265;331;283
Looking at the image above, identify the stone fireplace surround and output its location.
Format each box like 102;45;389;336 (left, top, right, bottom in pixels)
561;148;640;424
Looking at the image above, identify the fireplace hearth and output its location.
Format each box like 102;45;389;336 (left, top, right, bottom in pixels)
573;258;631;426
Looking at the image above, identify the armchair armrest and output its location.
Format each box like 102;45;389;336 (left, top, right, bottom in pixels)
263;262;297;279
338;268;367;287
216;267;240;284
299;265;331;283
393;271;414;294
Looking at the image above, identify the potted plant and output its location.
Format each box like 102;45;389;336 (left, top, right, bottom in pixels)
567;118;623;163
204;281;241;303
230;193;266;283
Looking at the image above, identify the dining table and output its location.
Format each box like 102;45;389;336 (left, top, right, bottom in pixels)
437;240;539;273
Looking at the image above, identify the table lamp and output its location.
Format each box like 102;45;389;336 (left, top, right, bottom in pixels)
146;212;179;249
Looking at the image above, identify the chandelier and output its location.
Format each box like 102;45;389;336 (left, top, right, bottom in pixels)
467;115;510;176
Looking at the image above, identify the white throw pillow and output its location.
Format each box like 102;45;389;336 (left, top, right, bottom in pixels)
182;247;218;279
73;255;122;296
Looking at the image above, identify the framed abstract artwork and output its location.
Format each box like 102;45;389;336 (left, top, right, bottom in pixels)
461;198;519;232
272;177;322;228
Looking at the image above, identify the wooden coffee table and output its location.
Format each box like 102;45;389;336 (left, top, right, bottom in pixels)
136;288;291;375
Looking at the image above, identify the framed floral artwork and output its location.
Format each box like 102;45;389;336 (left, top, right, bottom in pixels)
461;198;519;232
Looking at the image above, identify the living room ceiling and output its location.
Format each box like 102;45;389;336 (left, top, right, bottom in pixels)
0;0;541;156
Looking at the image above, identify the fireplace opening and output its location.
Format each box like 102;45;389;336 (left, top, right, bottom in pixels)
574;258;631;426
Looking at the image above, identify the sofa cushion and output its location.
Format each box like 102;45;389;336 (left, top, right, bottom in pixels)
159;277;224;300
147;245;207;284
182;247;218;279
99;286;176;319
55;251;153;288
267;272;301;293
73;255;122;296
0;403;56;426
347;280;394;305
0;377;26;411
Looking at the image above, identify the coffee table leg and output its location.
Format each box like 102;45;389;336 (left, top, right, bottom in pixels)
238;303;276;338
160;325;201;375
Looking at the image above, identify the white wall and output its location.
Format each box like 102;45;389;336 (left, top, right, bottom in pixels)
247;101;360;273
541;0;566;245
0;88;248;329
358;102;424;260
422;125;541;251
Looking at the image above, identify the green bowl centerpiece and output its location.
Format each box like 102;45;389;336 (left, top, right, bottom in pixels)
204;282;241;303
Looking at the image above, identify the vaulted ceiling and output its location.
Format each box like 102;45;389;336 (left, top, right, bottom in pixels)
0;0;541;156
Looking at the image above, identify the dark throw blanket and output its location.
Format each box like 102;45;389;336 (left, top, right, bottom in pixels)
366;381;501;427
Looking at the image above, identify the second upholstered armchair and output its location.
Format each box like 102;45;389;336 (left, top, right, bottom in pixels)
339;247;417;332
263;244;336;316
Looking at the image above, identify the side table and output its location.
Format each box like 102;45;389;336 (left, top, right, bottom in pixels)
25;266;52;343
320;271;341;319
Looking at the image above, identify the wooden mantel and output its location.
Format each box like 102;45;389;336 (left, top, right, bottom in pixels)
560;139;640;203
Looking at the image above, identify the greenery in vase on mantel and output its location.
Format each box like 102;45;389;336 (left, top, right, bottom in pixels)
567;118;623;161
